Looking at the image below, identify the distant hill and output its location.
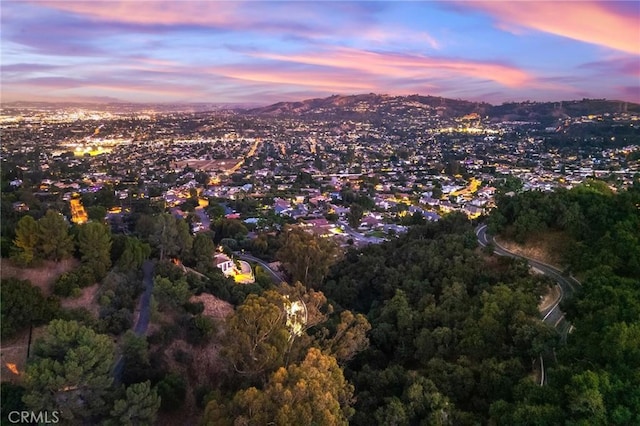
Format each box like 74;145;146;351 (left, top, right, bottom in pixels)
489;99;639;125
246;93;639;125
246;93;490;120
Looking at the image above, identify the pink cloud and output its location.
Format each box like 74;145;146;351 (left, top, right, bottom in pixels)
29;1;240;26
358;28;440;50
213;66;377;92
251;48;532;87
581;57;640;78
466;1;640;55
26;1;326;37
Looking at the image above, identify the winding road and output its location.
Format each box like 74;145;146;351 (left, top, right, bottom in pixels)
475;224;581;384
475;224;579;335
234;252;287;284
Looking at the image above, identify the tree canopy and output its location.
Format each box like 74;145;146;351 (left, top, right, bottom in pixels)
77;221;112;281
204;348;355;425
12;215;38;265
37;210;74;262
1;278;58;339
22;320;115;423
487;184;640;424
277;225;340;288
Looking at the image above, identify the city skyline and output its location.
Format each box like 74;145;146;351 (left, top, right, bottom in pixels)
1;1;639;105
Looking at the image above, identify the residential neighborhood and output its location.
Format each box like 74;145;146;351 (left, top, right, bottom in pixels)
2;96;639;255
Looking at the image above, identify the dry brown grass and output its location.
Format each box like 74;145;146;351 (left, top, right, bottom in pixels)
495;231;569;269
538;285;561;311
1;259;100;386
189;293;234;319
0;326;47;385
153;294;233;425
1;258;79;295
60;284;100;317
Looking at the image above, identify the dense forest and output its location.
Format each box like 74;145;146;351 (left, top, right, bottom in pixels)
2;179;639;424
487;180;640;425
322;213;556;424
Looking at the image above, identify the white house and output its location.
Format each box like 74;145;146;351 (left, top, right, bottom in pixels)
214;253;235;277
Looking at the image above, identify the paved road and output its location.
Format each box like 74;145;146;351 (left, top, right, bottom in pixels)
475;224;578;333
194;206;211;231
476;224;581;384
134;260;155;335
337;220;385;245
234;252;287;284
113;260;155;382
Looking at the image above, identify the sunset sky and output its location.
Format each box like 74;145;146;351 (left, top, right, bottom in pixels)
2;1;639;105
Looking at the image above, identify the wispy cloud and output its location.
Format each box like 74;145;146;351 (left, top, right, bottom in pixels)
251;47;532;88
25;1;334;39
2;1;637;104
617;85;640;101
465;1;640;55
580;57;640;77
27;1;242;27
0;63;61;73
214;65;376;92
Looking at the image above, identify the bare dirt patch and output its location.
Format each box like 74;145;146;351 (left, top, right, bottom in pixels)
1;258;79;295
156;337;227;425
495;231;569;269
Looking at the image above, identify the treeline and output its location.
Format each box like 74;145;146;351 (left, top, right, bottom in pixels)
321;213;556;424
488;181;640;424
489;179;640;278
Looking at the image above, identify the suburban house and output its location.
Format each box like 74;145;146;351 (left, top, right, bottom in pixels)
214;253;255;284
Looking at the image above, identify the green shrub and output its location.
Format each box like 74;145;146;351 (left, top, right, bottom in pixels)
156;373;186;411
52;272;80;297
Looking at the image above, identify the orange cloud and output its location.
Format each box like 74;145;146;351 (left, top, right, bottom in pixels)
467;1;640;55
252;48;532;87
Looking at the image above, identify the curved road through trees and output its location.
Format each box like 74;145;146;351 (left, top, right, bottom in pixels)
476;224;581;384
234;252;287;284
475;224;579;334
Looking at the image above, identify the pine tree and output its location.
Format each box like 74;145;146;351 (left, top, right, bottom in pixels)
37;210;74;261
108;381;160;426
12;215;39;265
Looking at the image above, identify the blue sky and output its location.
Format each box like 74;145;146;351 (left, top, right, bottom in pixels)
1;1;638;104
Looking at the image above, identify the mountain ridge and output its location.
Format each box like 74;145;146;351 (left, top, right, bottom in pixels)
246;93;639;124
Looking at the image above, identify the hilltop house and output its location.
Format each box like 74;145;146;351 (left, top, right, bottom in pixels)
214;253;255;284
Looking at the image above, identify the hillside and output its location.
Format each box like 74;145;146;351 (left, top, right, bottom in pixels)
246;93;490;120
246;93;639;124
